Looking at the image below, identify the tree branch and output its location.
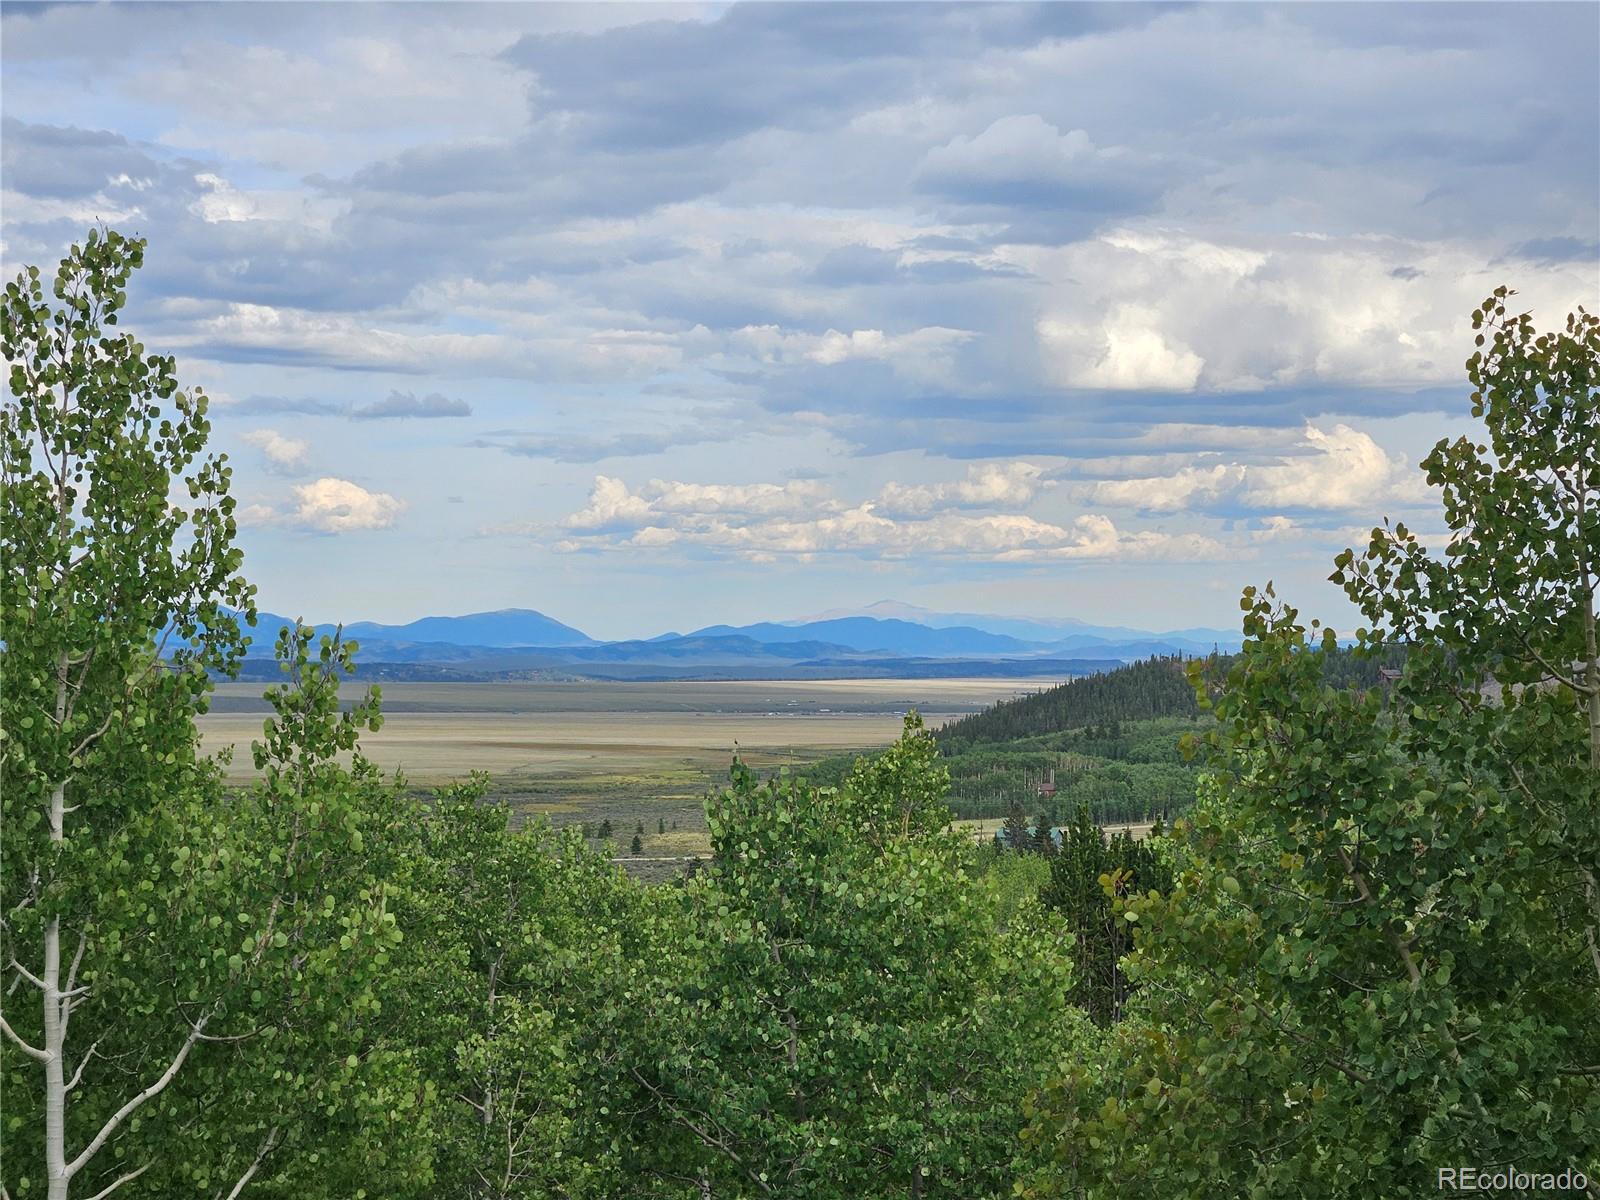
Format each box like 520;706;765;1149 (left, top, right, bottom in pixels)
0;1011;51;1062
630;1067;774;1195
216;1126;280;1200
65;1013;210;1179
66;1036;104;1093
80;1163;151;1200
8;955;46;992
1335;845;1423;988
61;928;90;1034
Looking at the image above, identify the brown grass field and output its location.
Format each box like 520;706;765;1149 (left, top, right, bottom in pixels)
198;678;1063;868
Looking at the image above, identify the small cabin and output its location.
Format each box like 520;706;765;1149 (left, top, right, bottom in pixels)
1037;768;1057;799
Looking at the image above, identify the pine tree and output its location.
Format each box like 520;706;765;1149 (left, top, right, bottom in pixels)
1002;801;1030;854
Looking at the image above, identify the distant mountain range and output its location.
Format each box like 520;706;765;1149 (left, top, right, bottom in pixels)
223;602;1242;682
345;609;593;647
688;618;1037;657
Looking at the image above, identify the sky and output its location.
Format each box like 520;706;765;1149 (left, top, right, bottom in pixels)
3;1;1596;640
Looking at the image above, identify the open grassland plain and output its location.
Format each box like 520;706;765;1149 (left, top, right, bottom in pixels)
200;678;1063;871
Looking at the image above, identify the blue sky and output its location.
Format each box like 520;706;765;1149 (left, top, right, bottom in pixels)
3;1;1596;639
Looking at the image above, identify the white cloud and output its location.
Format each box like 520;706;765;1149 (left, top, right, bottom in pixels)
1087;463;1244;513
240;427;309;472
550;468;1226;564
189;172;349;230
284;477;405;533
919;114;1097;188
1019;229;1597;393
1085;422;1431;513
564;475;665;531
566;475;836;531
1040;302;1205;391
168;303;527;375
1243;423;1428;509
235;502;281;528
876;461;1046;517
726;323;974;380
0;189;144;228
1250;515;1300;543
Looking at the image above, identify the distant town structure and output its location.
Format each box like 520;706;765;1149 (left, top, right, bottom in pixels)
1038;768;1057;799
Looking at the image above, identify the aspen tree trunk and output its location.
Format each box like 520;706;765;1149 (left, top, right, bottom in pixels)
1580;514;1599;769
1577;487;1600;986
44;476;72;1200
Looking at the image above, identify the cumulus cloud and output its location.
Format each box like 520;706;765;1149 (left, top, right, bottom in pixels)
565;476;836;532
1084;422;1431;513
916;115;1162;217
189;172;348;230
242;477;406;533
1021;229;1596;394
350;390;473;420
562;476;658;532
1039;302;1205;391
876;462;1046;517
549;468;1224;564
289;477;405;532
240;427;309;472
1087;463;1244;513
1243;423;1428;509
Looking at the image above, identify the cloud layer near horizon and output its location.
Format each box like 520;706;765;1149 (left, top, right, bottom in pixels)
2;1;1594;633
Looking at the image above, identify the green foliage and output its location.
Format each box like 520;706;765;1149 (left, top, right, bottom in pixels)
622;717;1083;1197
386;780;655;1198
976;848;1051;927
1003;800;1032;853
0;232;428;1199
810;712;1208;826
933;653;1406;822
1022;292;1600;1198
1039;808;1172;1026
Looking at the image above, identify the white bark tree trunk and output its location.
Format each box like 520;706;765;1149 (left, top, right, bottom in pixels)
45;655;70;1200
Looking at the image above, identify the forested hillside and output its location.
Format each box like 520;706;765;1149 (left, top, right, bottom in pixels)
4;239;1595;1199
939;644;1411;749
809;710;1202;825
938;656;1200;747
